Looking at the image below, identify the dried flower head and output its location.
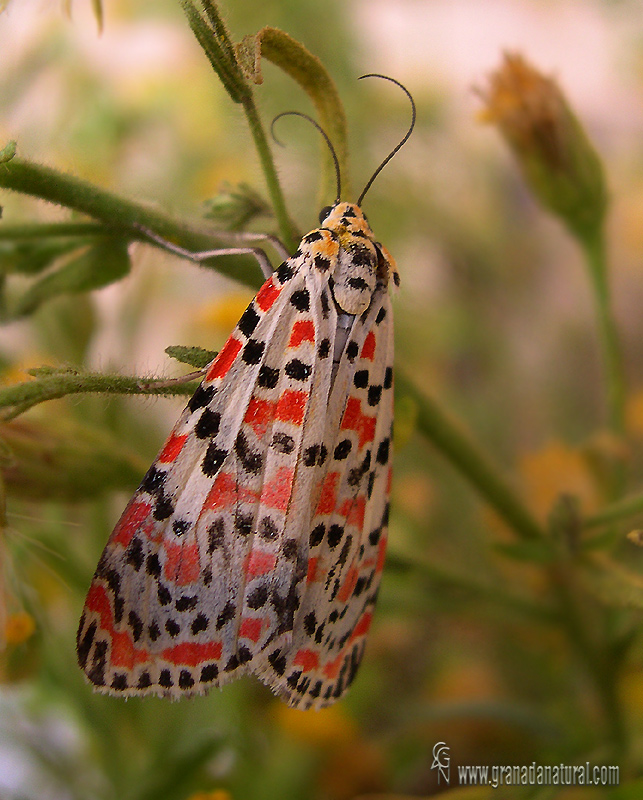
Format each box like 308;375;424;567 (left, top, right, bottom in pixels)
479;53;607;241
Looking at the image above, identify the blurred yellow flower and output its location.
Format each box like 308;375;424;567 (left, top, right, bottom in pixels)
198;292;255;335
272;703;357;747
185;790;231;800
394;472;434;522
394;394;419;452
626;388;643;438
620;669;643;717
320;738;386;800
5;611;36;645
519;440;599;522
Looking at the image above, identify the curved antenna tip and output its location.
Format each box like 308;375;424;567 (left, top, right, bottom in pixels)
271;111;342;205
357;74;416;206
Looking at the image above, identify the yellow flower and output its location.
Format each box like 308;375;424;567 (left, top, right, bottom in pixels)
272;703;357;747
479;53;607;241
519;440;599;522
198;292;255;336
185;790;232;800
626;388;643;437
5;612;36;645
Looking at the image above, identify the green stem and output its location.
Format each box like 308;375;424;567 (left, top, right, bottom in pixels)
396;371;544;541
0;158;265;289
241;96;299;251
0;370;197;420
584;489;643;529
582;229;626;438
550;564;625;754
388;549;556;622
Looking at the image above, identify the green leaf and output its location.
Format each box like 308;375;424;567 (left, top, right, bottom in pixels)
492;539;555;563
165;345;217;369
13;236;130;316
0;239;87;276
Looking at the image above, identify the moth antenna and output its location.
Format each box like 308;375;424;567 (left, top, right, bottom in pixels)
271;111;341;205
357;74;416;206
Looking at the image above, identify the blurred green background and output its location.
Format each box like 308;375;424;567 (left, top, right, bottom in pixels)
2;0;643;798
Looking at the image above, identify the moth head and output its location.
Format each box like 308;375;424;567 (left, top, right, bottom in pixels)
320;202;373;238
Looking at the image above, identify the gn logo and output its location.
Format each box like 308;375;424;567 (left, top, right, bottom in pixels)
431;741;451;785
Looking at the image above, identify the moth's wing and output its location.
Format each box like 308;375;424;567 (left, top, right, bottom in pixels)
77;259;333;697
254;286;394;709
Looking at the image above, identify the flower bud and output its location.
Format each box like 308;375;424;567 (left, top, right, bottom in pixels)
480;53;607;241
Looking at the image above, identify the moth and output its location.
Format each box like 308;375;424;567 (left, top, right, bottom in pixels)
77;75;414;709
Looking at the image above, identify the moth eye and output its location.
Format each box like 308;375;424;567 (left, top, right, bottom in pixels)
318;205;333;224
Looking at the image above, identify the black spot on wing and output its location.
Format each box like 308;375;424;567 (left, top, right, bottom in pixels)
172;519;190;536
242;339;265;365
141;466;166;495
258;365;279;388
277;261;295;283
238;305;260;336
187;383;215;413
153;496;174;521
315;255;331;272
126;537;144;571
271;432;295;454
320;290;330;318
235;431;263;474
207;519;225;552
234;511;253;536
285;359;312;381
376;438;390;465
247;585;268;609
195;408;221;439
216;601;235;629
367;385;382;406
333;439;352;460
179;670;195;689
191;614;209;634
310;524;325;547
159;669;173;688
202;444;228;477
354;370;369;388
201;663;218;682
290;289;310;311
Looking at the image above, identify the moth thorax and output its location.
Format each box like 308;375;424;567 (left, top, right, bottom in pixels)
331;245;377;315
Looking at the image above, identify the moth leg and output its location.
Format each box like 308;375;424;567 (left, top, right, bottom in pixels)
137;369;207;391
133;224;289;280
232;231;291;264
